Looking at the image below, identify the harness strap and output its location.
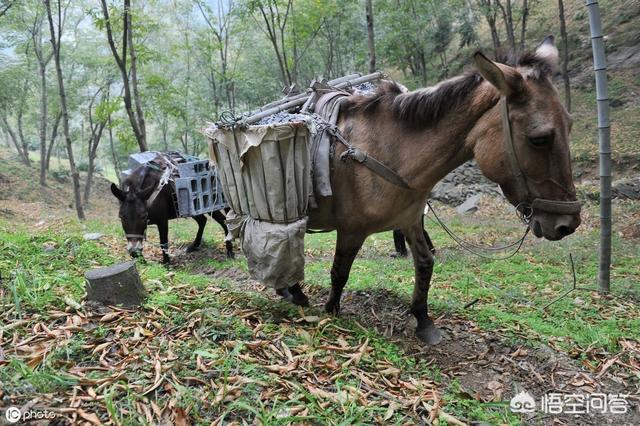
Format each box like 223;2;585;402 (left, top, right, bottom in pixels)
146;159;175;208
325;124;414;190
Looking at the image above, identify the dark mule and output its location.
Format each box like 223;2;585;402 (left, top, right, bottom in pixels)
393;216;435;257
291;38;580;344
110;164;233;264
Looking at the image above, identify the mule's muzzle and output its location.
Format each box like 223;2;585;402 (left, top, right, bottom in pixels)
127;239;144;256
531;212;581;241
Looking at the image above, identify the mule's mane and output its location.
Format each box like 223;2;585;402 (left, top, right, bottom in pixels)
346;48;555;129
123;164;160;194
345;73;483;128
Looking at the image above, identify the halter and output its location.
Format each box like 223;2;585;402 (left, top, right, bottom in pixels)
125;233;146;240
499;96;582;219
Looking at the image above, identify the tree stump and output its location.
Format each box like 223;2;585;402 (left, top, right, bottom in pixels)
85;261;147;307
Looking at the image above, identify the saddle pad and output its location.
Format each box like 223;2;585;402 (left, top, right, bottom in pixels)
309;91;349;198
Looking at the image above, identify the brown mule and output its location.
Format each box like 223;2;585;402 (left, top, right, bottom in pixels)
296;37;580;344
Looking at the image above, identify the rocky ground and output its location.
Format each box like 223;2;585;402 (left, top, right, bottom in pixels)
432;160;640;209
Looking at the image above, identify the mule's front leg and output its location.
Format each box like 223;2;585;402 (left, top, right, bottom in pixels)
325;232;365;315
211;210;234;258
158;221;171;264
403;223;442;345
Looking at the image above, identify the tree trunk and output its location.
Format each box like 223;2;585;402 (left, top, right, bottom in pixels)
2;127;9;148
108;114;121;178
83;123;106;206
45;110;62;171
32;14;53;186
505;0;515;52
16;94;30;166
44;0;85;220
126;1;147;150
38;65;48;185
365;0;376;73
477;1;501;53
161;115;168;151
558;0;571;112
519;0;529;52
85;261;147;306
83;86;108;206
497;0;516;52
258;2;292;88
100;0;148;152
1;115;30;165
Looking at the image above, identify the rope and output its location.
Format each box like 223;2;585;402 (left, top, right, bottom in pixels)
217;110;248;127
425;200;530;260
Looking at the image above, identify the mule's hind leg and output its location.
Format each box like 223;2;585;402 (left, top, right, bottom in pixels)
276;283;309;306
158;220;171;264
392;230;408;257
403;222;442;345
211;209;234;258
187;215;207;252
325;232;366;315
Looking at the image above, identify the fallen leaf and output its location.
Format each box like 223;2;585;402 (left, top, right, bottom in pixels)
100;312;120;322
264;359;299;375
77;409;101;425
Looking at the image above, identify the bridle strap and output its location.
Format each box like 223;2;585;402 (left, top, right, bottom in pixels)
499;96;582;216
500;97;530;199
531;199;582;215
125;234;146;240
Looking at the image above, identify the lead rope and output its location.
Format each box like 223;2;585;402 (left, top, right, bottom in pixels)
426;200;531;260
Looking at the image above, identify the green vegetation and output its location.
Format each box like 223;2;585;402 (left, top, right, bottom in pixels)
1;0;639;424
1;195;638;424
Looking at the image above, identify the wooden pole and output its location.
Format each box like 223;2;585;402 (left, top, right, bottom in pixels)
585;0;611;293
245;72;385;124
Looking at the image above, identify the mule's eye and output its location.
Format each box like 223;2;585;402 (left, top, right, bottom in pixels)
527;133;554;147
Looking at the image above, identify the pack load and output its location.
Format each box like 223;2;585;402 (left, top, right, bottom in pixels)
204;72;384;290
121;151;226;217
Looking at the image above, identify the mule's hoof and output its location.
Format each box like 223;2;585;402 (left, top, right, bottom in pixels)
325;299;340;315
416;325;443;345
226;251;235;259
276;288;292;301
390;251;408;258
288;284;309;306
186;244;199;253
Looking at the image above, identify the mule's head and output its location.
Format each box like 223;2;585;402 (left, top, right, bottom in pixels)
110;178;155;257
471;37;581;241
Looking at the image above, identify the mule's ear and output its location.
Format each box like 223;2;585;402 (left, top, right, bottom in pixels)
110;183;125;202
473;51;524;97
535;35;559;68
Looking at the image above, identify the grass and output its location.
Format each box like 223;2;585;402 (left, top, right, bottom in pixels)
0;215;518;424
1;194;638;424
